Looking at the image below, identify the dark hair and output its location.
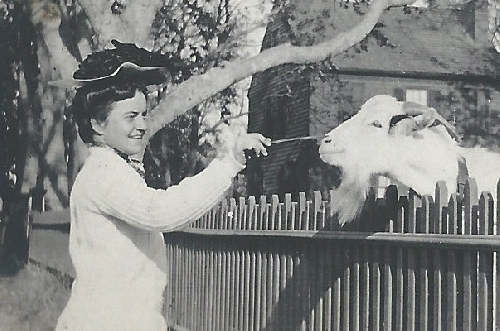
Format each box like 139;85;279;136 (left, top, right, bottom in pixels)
72;79;148;144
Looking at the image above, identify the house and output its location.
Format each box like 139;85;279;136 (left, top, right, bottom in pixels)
246;0;500;199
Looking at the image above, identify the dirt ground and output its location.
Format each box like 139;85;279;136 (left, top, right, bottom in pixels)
0;262;71;331
0;209;72;331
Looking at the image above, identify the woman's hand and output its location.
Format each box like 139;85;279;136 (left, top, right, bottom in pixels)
233;133;271;164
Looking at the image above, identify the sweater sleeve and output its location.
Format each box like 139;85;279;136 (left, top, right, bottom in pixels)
91;153;244;232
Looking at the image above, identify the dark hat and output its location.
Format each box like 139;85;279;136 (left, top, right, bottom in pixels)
50;39;191;88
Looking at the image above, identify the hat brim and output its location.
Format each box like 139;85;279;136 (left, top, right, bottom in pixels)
49;62;170;87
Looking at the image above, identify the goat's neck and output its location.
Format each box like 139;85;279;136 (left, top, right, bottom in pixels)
389;160;458;197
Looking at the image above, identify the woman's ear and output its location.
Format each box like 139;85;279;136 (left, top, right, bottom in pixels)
90;118;106;136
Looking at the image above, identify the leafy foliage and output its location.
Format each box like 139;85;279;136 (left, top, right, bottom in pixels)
430;82;500;152
282;0;397;50
144;0;242;189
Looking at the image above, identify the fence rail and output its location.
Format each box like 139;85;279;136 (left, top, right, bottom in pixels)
164;178;500;331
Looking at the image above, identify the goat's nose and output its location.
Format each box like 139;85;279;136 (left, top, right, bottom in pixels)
322;137;332;144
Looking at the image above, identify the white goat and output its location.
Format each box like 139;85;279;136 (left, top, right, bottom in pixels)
318;95;500;224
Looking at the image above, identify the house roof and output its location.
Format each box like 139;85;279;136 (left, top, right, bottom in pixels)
325;5;500;81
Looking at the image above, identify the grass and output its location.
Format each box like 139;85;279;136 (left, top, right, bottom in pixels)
0;261;189;331
0;261;71;331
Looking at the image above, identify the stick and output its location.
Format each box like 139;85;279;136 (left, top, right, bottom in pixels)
271;135;325;144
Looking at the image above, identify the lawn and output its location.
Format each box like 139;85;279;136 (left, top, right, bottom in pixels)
0;261;71;331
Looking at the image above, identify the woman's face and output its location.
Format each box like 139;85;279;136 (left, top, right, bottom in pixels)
92;91;148;156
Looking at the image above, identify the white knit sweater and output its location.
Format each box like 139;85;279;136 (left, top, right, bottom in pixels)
55;147;244;331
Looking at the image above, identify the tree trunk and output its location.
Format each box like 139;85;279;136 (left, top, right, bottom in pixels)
28;1;82;209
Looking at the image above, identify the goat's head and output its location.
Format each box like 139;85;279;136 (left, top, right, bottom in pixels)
319;95;460;224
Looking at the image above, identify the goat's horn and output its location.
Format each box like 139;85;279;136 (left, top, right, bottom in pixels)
401;101;460;142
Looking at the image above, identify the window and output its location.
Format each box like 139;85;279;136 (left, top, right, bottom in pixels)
406;89;428;106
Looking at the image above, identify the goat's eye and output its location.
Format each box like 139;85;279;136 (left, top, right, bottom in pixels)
371;121;383;128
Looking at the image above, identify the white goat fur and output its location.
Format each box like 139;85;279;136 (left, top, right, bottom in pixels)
319;95;500;224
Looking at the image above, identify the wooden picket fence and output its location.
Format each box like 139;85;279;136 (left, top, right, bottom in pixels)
163;178;500;331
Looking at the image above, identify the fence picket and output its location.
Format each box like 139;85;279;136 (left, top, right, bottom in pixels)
248;196;256;230
406;248;416;331
479;192;495;235
258;196;266;231
496;247;500;331
325;245;333;331
272;253;280;330
288;254;296;331
343;246;351;331
262;252;269;329
433;250;443;331
229;198;237;230
398;196;409;234
236;250;243;330
284;193;293;230
238;197;246;230
300;252;308;331
434;181;448;234
383;245;393;331
278;201;286;231
496;178;500;331
447;194;459;235
255;252;262;331
352;246;361;331
419;196;433;234
446;250;457;331
216;248;223;331
249;251;256;331
395;247;404;331
419;249;429;331
478;250;494;331
385;185;399;233
407;190;420;233
464;178;479;235
229;251;237;330
313;191;322;231
334;248;342;331
270;195;279;231
497;179;500;233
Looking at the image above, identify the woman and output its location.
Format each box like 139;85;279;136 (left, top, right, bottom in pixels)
55;68;270;331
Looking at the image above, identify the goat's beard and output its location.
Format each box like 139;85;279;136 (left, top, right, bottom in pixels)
329;172;371;226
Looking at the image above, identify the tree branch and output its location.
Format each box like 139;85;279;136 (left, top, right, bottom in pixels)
148;0;416;135
204;111;250;134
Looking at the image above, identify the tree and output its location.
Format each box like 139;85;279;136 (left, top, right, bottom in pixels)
10;0;497;209
0;0;40;268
